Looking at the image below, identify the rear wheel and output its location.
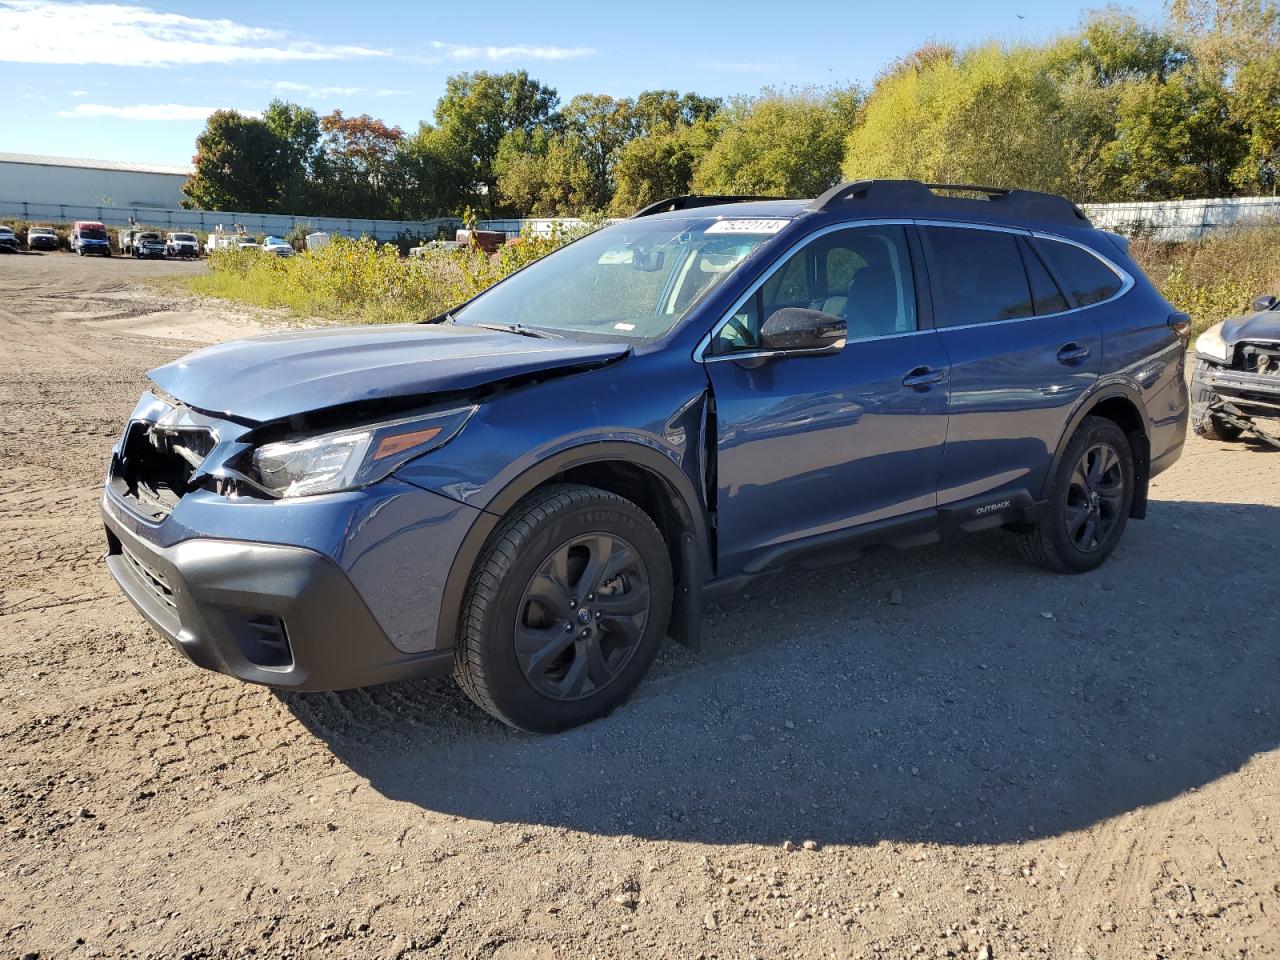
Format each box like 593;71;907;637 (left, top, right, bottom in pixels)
454;484;672;732
1019;416;1135;573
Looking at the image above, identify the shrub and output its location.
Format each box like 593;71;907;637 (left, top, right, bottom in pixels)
187;220;599;325
1130;223;1280;334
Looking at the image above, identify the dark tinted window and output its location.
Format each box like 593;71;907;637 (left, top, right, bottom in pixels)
1034;238;1123;306
1019;239;1069;315
924;227;1033;327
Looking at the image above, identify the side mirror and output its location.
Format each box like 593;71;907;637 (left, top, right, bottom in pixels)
1252;294;1278;312
759;307;846;354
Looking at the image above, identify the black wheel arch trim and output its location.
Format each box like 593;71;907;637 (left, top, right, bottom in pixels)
1045;378;1153;520
434;441;710;654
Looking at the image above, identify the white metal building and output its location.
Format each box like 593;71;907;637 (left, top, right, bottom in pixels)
0;153;192;209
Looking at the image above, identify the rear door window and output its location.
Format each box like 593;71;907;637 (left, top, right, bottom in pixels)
923;226;1033;327
1033;238;1123;306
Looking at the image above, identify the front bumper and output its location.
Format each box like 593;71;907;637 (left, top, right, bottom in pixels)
1192;359;1280;416
102;495;454;691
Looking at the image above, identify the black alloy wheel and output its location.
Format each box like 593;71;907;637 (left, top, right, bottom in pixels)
454;483;672;732
515;532;650;701
1063;442;1125;553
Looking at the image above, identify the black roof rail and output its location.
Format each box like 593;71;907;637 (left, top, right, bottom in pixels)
631;194;781;218
806;179;1089;226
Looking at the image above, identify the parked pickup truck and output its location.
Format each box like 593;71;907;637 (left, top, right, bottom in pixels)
133;232;167;260
166;232;199;259
26;226;59;251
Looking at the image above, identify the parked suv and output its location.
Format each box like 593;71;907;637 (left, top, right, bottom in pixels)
101;181;1189;732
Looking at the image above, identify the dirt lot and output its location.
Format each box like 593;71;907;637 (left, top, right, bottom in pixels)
1;250;1277;960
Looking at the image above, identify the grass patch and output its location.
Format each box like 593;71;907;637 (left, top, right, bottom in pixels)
185;230;585;325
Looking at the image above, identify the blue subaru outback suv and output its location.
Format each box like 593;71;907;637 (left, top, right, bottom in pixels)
102;181;1189;731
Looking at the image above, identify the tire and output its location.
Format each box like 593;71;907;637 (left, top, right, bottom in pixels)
1019;416;1135;574
454;483;673;733
1190;367;1243;442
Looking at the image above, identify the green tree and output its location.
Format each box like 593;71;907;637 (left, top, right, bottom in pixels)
495;129;595;215
434;70;560;214
693;86;862;197
182;110;291;211
610;120;721;215
261;99;322;210
561;93;637;208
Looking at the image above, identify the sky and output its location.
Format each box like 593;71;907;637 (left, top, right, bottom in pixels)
0;0;1169;169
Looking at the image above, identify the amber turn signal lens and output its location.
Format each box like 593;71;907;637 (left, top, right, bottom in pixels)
373;427;442;460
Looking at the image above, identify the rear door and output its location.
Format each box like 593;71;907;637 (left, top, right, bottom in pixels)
702;223;951;575
920;223;1104;508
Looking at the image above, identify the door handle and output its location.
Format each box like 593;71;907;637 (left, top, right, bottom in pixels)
1057;342;1091;363
902;366;947;388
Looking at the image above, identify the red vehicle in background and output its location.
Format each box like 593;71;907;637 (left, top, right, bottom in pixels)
71;221;111;256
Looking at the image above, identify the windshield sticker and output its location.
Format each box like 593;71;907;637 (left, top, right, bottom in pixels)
705;218;789;235
614;322;636;331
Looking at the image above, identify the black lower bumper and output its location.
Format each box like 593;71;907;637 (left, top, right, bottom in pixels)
102;501;453;692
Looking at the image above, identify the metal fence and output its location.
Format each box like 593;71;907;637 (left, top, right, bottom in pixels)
0;199;463;243
1082;196;1280;242
0;198;598;242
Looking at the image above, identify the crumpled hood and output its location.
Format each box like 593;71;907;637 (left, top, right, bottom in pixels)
148;322;628;423
1222;311;1280;345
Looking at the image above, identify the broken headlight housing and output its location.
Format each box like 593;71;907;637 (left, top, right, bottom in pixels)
1195;323;1230;363
248;406;476;498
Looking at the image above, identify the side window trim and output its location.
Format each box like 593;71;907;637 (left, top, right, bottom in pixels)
694;219;923;363
1028;232;1135;312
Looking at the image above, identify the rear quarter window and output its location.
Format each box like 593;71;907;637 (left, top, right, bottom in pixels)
1033;238;1124;307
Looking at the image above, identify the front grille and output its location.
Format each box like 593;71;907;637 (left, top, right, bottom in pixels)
112;423;216;520
120;544;176;610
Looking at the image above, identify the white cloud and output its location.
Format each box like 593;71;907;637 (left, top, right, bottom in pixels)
269;81;409;99
429;40;595;62
69;89;90;97
0;0;388;65
57;102;258;121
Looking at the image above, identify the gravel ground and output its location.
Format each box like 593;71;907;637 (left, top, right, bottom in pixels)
1;250;1277;960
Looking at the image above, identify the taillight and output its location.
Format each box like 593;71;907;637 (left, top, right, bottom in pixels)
1168;312;1192;342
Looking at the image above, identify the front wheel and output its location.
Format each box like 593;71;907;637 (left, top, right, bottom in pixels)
454;484;672;732
1019;416;1135;574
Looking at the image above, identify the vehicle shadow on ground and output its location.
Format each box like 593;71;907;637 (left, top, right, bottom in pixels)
284;499;1280;847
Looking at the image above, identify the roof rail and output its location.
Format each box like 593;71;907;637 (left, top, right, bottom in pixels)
631;194;781;218
806;179;1089;225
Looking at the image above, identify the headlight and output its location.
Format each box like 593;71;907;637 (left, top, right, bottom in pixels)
1195;324;1230;363
248;406;476;498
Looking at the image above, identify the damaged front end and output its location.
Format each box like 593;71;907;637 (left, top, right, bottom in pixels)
1191;305;1280;448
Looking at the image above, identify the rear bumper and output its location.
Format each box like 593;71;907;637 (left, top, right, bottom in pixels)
102;496;454;691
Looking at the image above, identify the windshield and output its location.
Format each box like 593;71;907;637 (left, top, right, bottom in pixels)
31;228;54;236
80;229;107;241
173;233;195;241
451;217;788;340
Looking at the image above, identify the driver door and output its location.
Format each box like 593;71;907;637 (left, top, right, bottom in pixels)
701;224;951;575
